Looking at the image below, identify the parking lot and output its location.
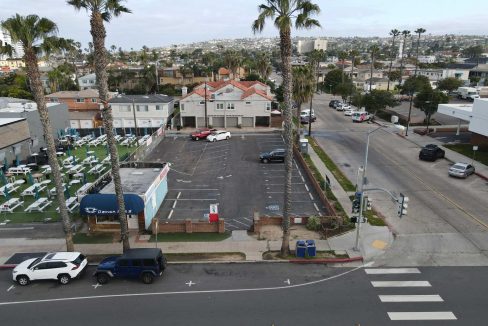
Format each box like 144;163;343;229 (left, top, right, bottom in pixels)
145;133;327;231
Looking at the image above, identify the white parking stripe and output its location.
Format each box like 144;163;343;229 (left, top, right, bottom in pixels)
241;217;252;222
224;222;240;228
365;268;420;274
304;184;309;192
167;210;174;219
232;220;249;227
387;312;456;320
313;203;320;212
379;295;444;302
309;193;314;200
371;281;431;287
301;176;305;182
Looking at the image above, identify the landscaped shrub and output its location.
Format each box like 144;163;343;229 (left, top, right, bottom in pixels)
306;215;321;231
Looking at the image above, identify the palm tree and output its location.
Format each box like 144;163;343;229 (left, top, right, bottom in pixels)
252;0;321;256
223;50;242;80
387;29;400;91
369;45;379;92
67;0;132;251
398;30;410;85
256;52;272;81
1;14;74;251
292;65;314;122
413;28;426;75
348;49;359;89
338;51;347;83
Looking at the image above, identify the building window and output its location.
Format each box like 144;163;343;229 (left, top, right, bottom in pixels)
119;105;131;112
199;101;205;105
136;105;149;112
266;102;271;111
91;98;97;103
246;101;251;105
227;103;235;110
89;80;94;84
216;103;224;110
180;104;185;111
50;98;58;102
76;98;83;103
155;105;162;110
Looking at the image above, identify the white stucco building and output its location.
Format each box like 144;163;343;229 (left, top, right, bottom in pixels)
179;80;273;128
297;39;327;55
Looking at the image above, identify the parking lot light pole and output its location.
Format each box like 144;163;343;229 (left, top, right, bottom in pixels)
354;125;385;251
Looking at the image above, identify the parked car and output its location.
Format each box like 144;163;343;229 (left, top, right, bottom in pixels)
448;162;475;178
260;148;286;163
206;130;231;142
419;144;445;161
12;252;87;286
300;109;315;119
190;128;216;140
338;104;351;111
329;100;340;108
94;248;167;285
344;108;356;116
332;101;343;109
352;111;372;122
300;115;316;124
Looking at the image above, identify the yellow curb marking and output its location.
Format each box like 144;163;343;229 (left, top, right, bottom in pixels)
372;240;388;250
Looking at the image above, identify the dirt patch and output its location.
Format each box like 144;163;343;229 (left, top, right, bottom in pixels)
251;225;323;241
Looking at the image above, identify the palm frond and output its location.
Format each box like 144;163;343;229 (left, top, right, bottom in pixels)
295;16;321;29
252;5;275;33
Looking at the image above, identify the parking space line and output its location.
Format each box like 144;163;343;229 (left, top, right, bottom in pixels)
224;221;240;229
314;203;320;212
266;183;305;186
266;191;308;194
171;189;219;191
167;198;217;201
232;220;249;227
304;184;309;191
301;176;305;182
167;209;174;219
241;217;252;222
309;193;314;200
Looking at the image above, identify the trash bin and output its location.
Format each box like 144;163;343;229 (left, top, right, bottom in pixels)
306;240;316;257
296;240;307;258
299;139;309;154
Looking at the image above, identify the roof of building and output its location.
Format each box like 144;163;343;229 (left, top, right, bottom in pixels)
78;73;96;80
46;89;100;98
218;67;230;75
241;87;273;101
471;64;488;72
464;57;488;64
182;80;272;101
446;63;477;69
100;167;163;195
109;94;173;104
0;117;26;127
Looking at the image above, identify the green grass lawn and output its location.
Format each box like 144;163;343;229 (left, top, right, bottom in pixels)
1;144;135;224
444;144;488;166
149;232;231;242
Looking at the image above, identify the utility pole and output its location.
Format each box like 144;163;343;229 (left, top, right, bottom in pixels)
354;125;385;251
155;61;159;94
406;28;425;136
132;98;138;138
204;80;208;128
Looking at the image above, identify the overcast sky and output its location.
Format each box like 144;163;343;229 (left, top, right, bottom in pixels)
1;0;487;49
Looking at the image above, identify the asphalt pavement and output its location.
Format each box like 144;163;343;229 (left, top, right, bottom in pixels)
0;263;486;325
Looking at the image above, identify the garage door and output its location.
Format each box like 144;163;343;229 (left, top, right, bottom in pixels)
255;116;270;127
182;116;196;128
226;117;238;127
241;117;253;127
197;117;207;128
212;117;225;128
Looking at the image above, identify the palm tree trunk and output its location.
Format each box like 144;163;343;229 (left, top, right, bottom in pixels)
24;49;74;251
91;12;130;251
387;36;396;91
399;37;407;85
280;27;293;256
369;52;374;92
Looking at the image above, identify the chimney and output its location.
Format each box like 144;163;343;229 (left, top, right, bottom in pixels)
182;86;188;96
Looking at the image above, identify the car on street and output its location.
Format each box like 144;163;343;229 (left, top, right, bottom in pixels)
12;252;88;286
300;109;315;119
94;248;167;285
351;111;372;122
344;108;356;116
259;148;286;163
337;104;350;111
419;144;445;161
300;115;316;124
190;128;216;140
206;130;231;142
329;100;341;108
448;162;475;178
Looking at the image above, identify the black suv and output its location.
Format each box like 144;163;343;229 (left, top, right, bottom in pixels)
260;149;286;163
419;144;445;161
94;248;167;284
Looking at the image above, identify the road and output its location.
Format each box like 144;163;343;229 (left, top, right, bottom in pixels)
0;264;486;325
310;93;488;266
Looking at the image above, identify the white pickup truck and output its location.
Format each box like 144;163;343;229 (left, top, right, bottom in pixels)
457;87;480;101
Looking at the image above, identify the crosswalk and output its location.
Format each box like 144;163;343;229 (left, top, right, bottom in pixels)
365;267;457;321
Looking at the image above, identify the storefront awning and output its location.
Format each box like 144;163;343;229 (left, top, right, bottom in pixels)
80;194;144;215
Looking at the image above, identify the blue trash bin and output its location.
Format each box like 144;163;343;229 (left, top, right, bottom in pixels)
296;240;307;258
306;240;316;257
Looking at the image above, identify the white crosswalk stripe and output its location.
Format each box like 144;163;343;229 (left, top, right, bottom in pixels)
387;312;457;321
365;268;420;274
379;295;443;302
371;281;431;287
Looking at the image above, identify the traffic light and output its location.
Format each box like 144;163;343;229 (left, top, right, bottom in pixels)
398;193;409;217
352;199;360;214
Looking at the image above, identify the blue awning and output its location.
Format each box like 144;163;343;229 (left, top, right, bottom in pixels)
80;194;144;215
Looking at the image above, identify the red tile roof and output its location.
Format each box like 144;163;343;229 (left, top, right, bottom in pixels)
182;80;272;101
218;67;230;75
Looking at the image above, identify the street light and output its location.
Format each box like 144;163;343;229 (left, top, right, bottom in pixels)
354;125;386;251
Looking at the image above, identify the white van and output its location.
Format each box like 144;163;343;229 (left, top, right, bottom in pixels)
300;109;315;118
352;111;371;123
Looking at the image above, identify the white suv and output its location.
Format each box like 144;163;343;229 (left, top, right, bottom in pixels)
12;252;88;286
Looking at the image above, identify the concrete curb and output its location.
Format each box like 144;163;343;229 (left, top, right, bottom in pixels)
289;256;363;264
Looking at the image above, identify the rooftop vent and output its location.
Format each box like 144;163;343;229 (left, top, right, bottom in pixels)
131;171;144;175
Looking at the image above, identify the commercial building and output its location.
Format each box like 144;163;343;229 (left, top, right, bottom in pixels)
80;164;169;232
297;38;327;54
438;98;488;147
0;117;31;167
0;98;69;152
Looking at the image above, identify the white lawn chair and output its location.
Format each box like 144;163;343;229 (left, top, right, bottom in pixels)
25;198;52;212
0;183;19;196
56;197;79;213
0;198;24;213
21;184;46;197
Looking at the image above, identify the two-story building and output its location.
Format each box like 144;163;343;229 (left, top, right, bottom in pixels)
0;117;31;167
470;64;488;85
179;80;273;128
46;89;116;130
109;94;174;133
78;73;97;90
158;67;210;87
